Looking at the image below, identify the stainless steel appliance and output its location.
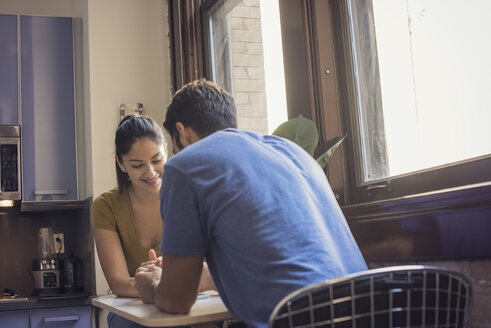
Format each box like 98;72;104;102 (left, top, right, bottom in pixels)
0;125;21;200
32;257;64;294
32;227;63;295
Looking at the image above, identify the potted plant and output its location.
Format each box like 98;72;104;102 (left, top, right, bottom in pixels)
272;114;346;169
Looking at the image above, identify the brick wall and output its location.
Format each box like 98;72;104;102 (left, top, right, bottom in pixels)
368;259;491;328
230;0;268;134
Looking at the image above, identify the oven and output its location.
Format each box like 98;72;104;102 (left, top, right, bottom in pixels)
0;125;21;200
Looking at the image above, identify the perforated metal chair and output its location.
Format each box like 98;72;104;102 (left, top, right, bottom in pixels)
269;265;472;328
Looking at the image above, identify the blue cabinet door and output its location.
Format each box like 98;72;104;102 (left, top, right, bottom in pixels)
0;310;29;328
21;16;78;202
0;14;19;124
31;306;91;328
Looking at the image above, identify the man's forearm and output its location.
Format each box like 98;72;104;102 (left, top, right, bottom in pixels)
153;282;195;314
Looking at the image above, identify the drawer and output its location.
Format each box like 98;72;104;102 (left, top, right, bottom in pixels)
30;305;90;328
0;310;29;328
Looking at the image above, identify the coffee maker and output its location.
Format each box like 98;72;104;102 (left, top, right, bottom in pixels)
32;227;63;295
63;253;83;293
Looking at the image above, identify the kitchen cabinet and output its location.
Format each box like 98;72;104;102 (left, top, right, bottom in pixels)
31;305;91;328
0;14;19;124
0;306;90;328
0;310;29;328
20;16;78;202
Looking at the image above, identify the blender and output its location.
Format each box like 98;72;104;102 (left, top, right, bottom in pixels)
31;227;63;295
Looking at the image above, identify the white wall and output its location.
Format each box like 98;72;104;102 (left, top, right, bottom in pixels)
85;0;171;197
85;0;171;295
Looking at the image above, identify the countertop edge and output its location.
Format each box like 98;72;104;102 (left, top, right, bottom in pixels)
0;294;92;312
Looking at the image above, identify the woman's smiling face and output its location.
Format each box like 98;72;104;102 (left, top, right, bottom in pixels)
117;137;166;193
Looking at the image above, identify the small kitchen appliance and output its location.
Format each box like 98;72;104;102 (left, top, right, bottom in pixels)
32;227;63;295
0;125;21;200
63;253;83;293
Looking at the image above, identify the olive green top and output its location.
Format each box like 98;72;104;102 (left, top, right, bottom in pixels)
91;186;161;276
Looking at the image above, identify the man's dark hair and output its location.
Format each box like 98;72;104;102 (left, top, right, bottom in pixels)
163;79;237;143
115;115;164;192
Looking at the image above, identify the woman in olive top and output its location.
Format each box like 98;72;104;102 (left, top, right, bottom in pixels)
92;116;214;328
91;115;166;300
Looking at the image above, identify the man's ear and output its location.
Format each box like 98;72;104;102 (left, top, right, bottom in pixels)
175;122;197;147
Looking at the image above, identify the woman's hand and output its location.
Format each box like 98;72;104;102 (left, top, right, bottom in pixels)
134;263;162;303
139;249;163;268
133;249;164;303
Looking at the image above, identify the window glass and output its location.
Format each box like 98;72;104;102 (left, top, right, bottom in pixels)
207;0;287;134
349;0;491;182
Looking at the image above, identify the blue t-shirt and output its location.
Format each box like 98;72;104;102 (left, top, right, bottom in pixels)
160;129;367;328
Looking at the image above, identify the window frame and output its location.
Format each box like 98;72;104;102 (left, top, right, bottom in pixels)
200;0;241;94
168;0;205;92
329;0;491;204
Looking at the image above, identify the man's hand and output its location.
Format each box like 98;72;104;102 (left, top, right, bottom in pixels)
134;264;162;304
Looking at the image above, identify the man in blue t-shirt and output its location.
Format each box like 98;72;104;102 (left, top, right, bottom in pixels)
134;79;367;328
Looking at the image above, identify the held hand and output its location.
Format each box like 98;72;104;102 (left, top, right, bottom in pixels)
150;249;163;268
139;249;163;268
136;262;158;274
149;249;157;261
134;265;162;304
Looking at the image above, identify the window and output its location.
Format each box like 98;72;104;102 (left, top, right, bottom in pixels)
329;0;491;204
349;0;491;182
202;0;287;134
168;0;491;205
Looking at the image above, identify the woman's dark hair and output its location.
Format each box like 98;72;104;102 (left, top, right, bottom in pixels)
163;79;237;144
115;115;165;192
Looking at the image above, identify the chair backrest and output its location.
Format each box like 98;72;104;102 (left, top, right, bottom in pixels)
269;265;472;328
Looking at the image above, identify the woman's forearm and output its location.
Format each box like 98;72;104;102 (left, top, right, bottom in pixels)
93;228;140;298
108;276;140;298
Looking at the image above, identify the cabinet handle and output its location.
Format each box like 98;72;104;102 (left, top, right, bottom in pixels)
34;189;68;195
43;314;80;322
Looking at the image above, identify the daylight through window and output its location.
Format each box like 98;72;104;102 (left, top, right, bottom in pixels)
349;0;491;182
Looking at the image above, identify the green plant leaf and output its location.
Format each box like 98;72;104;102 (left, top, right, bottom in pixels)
272;114;318;156
314;135;347;169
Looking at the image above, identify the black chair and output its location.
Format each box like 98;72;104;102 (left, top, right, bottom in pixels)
269;265;472;328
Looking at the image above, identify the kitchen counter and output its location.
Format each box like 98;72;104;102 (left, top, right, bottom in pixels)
0;293;91;312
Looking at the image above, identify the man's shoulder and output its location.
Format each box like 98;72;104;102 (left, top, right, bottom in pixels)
166;128;308;168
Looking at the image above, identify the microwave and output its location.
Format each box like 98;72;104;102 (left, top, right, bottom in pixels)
0;125;21;200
